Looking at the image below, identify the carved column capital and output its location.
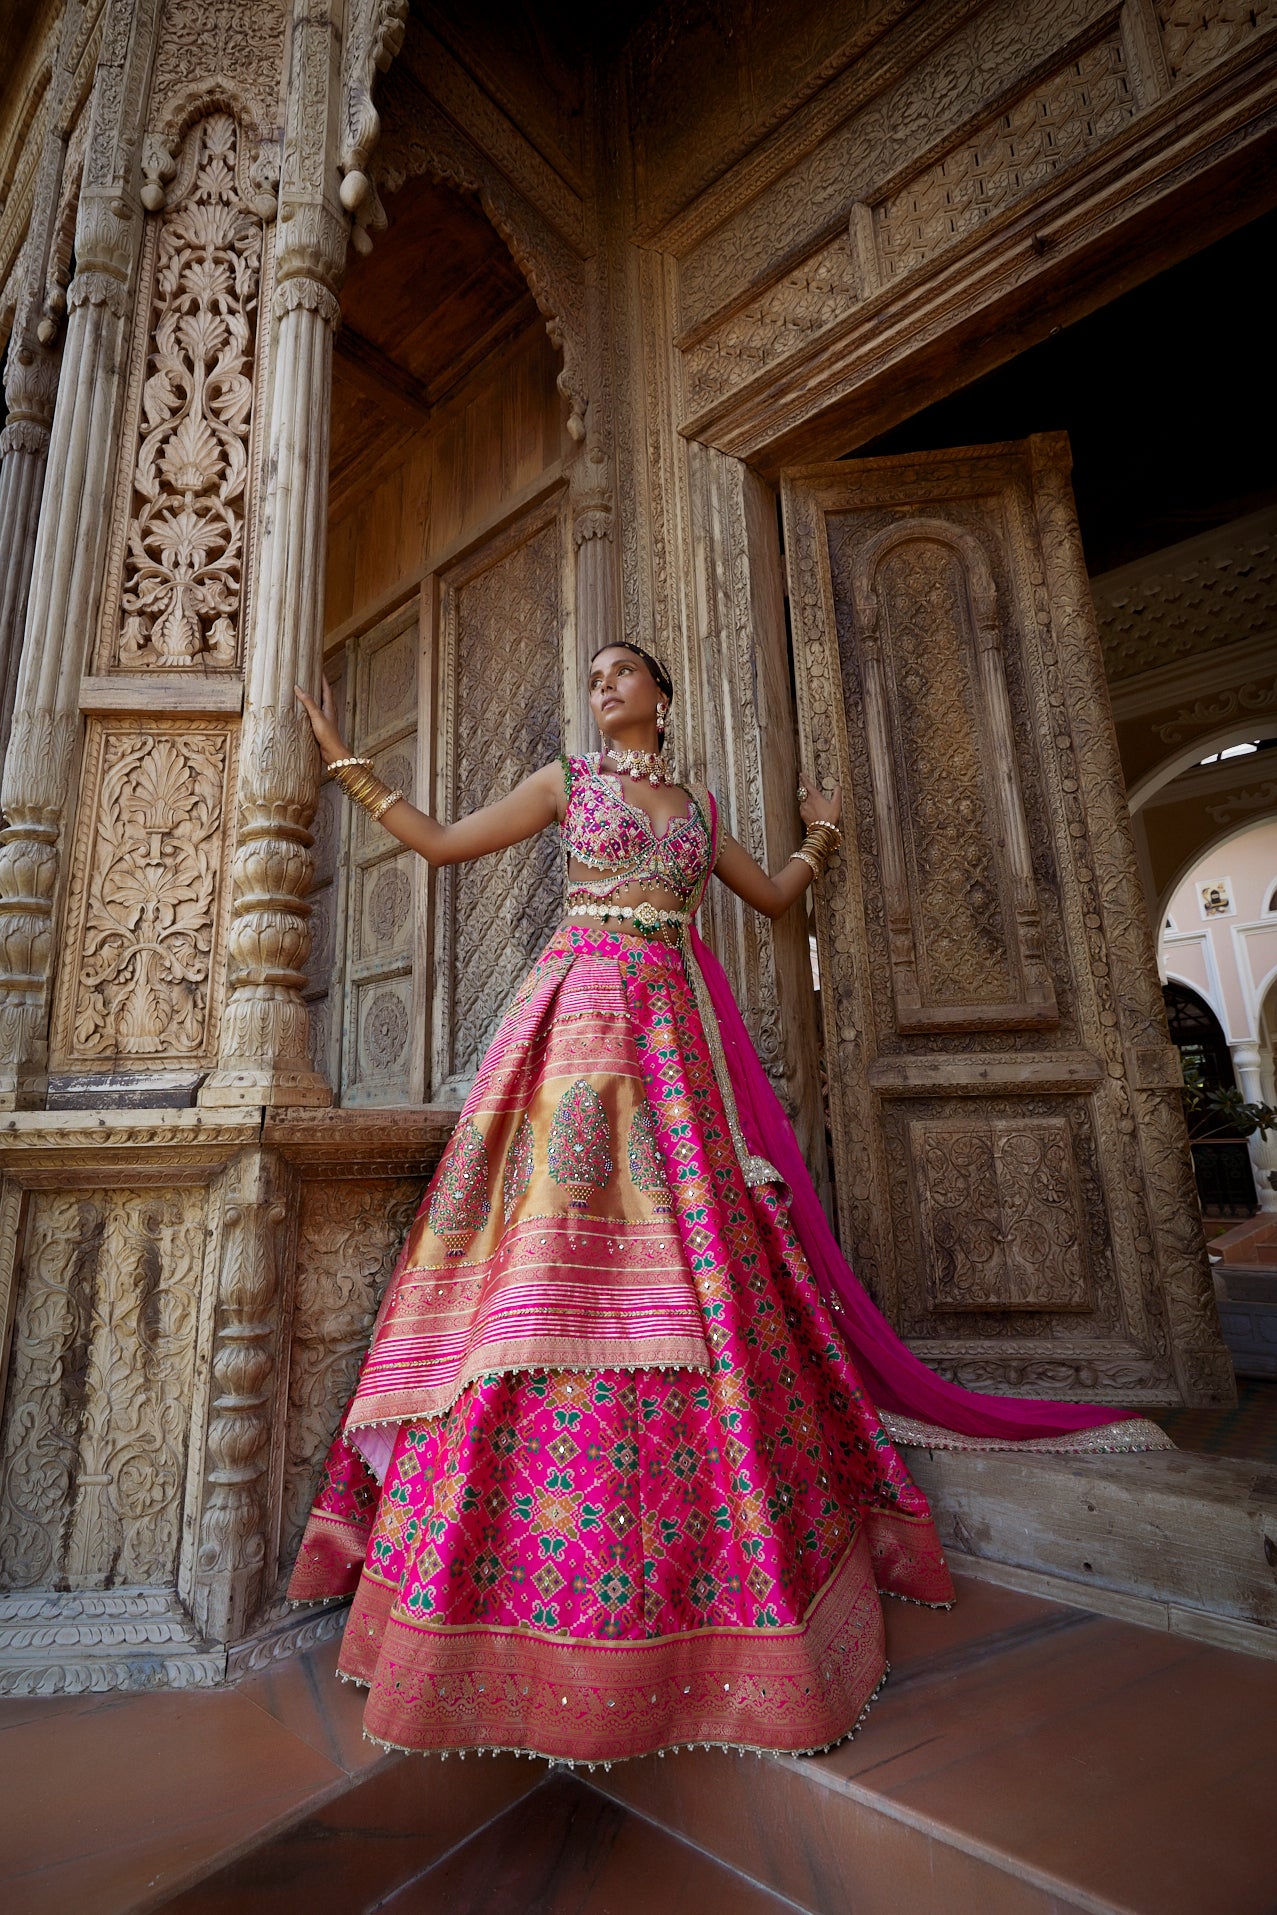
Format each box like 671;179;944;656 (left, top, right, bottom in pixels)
65;270;131;319
275;200;349;294
0;421;51;461
71;184;140;286
572;506;614;549
274;273;341;329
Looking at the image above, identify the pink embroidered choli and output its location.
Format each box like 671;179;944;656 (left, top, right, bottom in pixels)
560;753;711;912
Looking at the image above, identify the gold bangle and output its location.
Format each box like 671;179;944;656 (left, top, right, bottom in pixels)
326;755;372;774
333;766;379;802
807;821;841;845
331;761;401;819
789;848;824;878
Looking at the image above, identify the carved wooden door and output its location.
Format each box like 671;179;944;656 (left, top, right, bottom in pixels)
781;434;1230;1408
431;487;569;1100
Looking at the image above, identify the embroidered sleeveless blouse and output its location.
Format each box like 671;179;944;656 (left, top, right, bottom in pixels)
560;754;712;903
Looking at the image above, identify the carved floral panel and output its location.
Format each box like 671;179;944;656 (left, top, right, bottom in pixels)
872;33;1135;283
97;114;267;671
0;1188;205;1591
279;1176;422;1575
50;719;237;1070
676;16;1140;415
682;236;861;412
149;0;288;131
675;0;1123;334
911;1116;1089;1311
1155;0;1277;81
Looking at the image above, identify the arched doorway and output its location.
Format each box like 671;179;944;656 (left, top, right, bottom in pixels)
1162;980;1258;1216
305;168;575;1106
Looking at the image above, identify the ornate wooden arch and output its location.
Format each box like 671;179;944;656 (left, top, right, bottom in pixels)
337;2;589;443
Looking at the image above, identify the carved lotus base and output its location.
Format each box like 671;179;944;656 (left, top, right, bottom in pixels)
199;1067;334;1108
0;1588;348;1696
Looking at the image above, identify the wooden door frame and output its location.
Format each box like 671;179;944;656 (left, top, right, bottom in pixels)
778;437;1233;1407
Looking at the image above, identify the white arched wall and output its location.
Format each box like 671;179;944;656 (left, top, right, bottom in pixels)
1160;816;1277;1207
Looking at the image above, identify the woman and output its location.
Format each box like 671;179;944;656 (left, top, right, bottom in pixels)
290;643;1167;1764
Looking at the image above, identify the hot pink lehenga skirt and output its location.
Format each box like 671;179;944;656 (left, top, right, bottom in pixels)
289;925;957;1762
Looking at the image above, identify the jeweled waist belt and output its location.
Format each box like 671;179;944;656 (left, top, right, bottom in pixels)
562;893;690;936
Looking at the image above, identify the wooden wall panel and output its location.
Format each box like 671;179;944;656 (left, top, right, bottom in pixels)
325;321;565;636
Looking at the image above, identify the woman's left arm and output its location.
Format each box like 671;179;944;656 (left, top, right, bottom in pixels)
712;770;842;921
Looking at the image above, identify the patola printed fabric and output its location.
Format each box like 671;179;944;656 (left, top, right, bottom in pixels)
290;927;953;1762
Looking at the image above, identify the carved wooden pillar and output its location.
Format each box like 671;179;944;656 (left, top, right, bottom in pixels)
0;4;159;1110
0;21;80;770
0;387;54;762
687;441;828;1187
201;3;346;1110
570;468;619;750
187;1146;295;1643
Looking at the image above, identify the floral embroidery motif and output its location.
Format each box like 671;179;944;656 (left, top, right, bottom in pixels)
560;757;711;901
428;1117;490;1254
548;1078;613;1209
503;1113;536;1222
628;1103;672;1211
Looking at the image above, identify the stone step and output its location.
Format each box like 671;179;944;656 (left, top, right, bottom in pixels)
900;1444;1277;1655
151;1575;1276;1915
594;1573;1277;1915
1212;1215;1277;1265
156;1762;803;1915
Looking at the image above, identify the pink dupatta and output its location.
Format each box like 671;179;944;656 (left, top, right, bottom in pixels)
686;792;1156;1450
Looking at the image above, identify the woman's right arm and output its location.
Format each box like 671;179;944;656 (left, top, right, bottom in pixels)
296;680;563;865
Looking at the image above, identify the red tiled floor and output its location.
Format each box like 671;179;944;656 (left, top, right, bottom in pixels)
386;1773;805;1914
4;1576;1274;1914
158;1751;550;1914
233;1633;382;1776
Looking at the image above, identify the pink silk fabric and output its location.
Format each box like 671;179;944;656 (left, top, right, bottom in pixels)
690;926;1142;1444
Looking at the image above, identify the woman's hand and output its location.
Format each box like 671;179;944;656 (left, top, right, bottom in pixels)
295;678;348;766
797;767;842;831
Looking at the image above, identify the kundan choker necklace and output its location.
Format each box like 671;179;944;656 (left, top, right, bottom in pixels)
604;746;674;787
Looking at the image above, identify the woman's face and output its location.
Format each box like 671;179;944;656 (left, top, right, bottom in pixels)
588;647;663;738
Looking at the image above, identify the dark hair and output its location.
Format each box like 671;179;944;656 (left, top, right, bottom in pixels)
590;640;674;705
